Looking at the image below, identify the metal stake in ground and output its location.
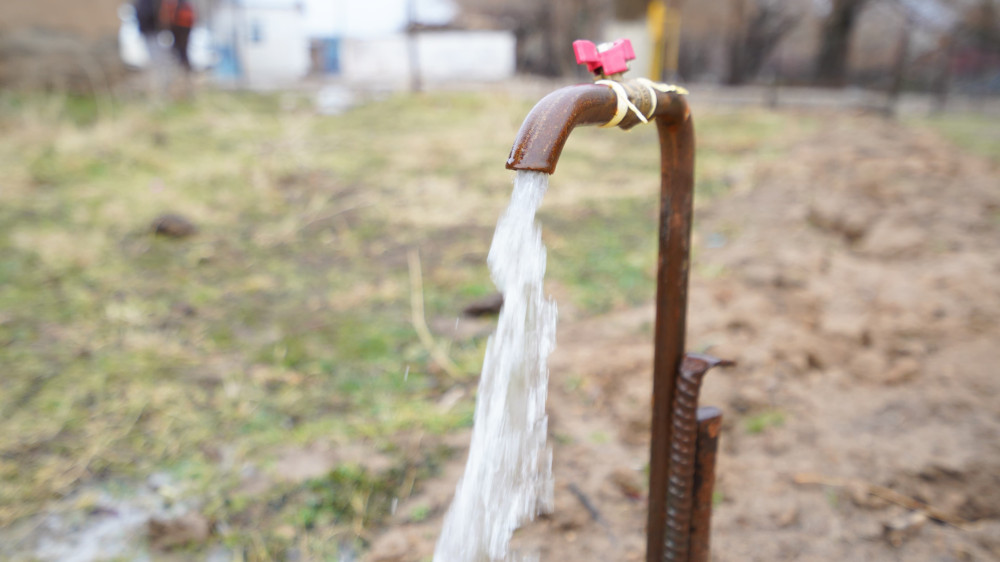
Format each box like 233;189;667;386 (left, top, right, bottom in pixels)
689;406;723;562
663;356;730;562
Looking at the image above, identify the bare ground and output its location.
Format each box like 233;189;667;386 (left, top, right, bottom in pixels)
366;113;1000;561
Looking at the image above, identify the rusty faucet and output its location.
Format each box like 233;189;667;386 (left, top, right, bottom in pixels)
506;39;729;562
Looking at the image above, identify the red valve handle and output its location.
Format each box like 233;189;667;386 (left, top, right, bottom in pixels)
573;38;635;76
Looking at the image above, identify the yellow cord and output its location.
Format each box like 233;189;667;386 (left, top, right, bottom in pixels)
636;77;689;96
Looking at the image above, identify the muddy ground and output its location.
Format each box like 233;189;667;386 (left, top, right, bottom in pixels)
366;114;1000;561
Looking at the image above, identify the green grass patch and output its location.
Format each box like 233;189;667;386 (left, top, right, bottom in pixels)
713;490;725;507
744;410;786;434
542;197;658;313
915;112;1000;162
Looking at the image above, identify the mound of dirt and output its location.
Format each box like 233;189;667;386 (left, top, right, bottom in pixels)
366;114;1000;561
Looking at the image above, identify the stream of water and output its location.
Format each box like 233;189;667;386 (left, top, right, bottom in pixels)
433;171;557;562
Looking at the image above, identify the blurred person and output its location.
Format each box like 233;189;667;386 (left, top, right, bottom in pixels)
159;0;196;72
134;0;171;96
133;0;195;98
134;0;161;41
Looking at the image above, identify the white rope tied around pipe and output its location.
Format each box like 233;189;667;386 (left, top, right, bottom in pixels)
595;78;690;128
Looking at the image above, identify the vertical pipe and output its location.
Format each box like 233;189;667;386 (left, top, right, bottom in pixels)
663;2;683;82
689;406;722;562
648;0;666;81
646;112;696;562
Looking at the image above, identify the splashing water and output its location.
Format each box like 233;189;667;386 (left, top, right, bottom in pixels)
434;171;557;562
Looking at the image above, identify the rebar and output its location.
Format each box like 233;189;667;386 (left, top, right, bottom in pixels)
663;355;730;561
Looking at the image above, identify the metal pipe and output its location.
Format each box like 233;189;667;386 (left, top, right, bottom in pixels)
690;406;723;562
505;85;617;173
649;105;697;562
505;80;695;562
506;83;690;173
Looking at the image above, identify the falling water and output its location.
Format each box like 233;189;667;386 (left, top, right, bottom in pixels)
434;171;557;562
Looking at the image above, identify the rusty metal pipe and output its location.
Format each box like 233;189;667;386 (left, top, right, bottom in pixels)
505;85;617;173
506;83;691;174
649;106;697;562
505;81;695;562
689;406;723;562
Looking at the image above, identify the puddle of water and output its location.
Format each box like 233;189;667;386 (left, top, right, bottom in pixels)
0;474;229;562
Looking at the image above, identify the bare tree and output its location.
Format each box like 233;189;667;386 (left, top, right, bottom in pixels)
962;0;1000;49
615;0;650;20
725;0;800;85
814;0;870;86
454;0;608;76
883;12;912;115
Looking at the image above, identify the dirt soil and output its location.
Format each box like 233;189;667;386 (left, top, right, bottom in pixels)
365;114;1000;561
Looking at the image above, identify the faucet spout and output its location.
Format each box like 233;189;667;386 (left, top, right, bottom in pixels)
505;85;616;174
506;81;690;174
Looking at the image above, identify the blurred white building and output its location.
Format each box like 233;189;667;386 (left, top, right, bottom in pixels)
310;0;514;88
212;0;311;86
304;0;457;39
211;0;513;88
119;0;515;89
